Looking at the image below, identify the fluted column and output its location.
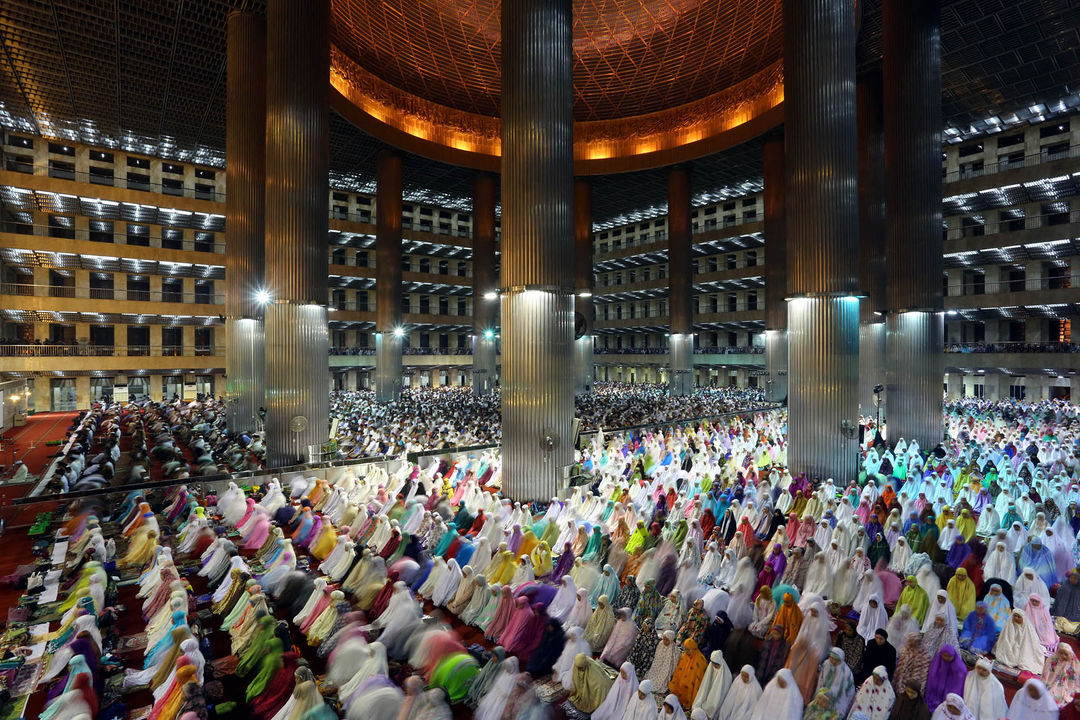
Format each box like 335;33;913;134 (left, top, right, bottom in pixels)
763;132;787;403
264;0;329;467
784;0;861;480
574;177;594;395
472;172;498;395
668;166;694;396
858;73;887;417
884;0;944;449
500;0;574;501
225;11;266;435
375;151;404;402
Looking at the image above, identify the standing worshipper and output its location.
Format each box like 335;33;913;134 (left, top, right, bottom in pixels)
785;596;831;702
815;647;856;716
856;630;896;686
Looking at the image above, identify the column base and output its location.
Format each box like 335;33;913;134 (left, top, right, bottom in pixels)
858;321;885;417
574;336;594;395
501;289;574;502
226;317;265;435
374;333;403;402
787;296;860;481
668;333;694;396
472;336;497;395
885;310;944;451
765;329;788;403
265;303;329;468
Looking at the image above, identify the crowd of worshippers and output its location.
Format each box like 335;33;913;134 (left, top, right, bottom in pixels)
329;383;768;459
33;396;1080;720
41;398;264;493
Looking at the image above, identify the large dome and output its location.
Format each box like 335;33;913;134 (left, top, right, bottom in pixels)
328;0;787;172
331;0;783;121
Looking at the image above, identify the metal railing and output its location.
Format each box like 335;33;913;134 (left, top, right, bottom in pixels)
945;212;1079;241
1;220;225;253
945;342;1080;354
943;143;1080;183
944;274;1079;296
0;344;220;357
328;348;474;356
4;158;225;201
0;282;223;305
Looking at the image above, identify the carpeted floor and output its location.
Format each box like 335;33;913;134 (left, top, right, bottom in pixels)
1;412;78;478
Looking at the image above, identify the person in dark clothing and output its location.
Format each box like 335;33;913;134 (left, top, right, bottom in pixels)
756;624;789;684
888;679;932;720
855;629;896;685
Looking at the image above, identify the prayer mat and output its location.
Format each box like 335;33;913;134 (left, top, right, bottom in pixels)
534;678;569;704
560;700;590;720
211;655;239;677
195;593;212;605
129;705;152;720
118;634;148;652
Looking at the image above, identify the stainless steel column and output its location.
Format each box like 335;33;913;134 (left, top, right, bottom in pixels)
375;151;404;402
884;0;944;449
858;73;887;417
668;166;694;396
264;0;330;467
763;132;787;403
784;0;861;480
225;11;266;435
500;0;574;502
574;177;595;395
471;172;498;395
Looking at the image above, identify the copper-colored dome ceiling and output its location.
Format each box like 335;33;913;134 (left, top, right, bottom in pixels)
331;0;784;122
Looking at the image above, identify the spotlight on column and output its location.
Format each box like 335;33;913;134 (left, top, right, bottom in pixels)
483;329;495;340
255;289;271;305
577;291;592;298
393;327;405;338
483;291;498;300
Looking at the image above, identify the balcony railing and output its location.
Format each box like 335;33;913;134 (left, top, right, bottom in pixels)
943;143;1080;183
945;342;1080;354
1;220;225;253
0;344;220;358
593;346;765;355
3;158;225;201
328;347;475;356
945;274;1080;296
0;282;223;305
945;212;1079;241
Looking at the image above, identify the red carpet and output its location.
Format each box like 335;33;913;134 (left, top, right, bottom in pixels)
1;412;78;478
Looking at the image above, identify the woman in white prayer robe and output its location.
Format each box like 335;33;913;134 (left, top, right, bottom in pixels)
1005;678;1060;720
749;668;802;720
962;658;1008;720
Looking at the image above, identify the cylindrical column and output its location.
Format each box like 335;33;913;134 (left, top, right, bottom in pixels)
763;132;787;403
225;11;266;435
784;0;861;479
884;0;944;449
375;151;404;402
667;165;694;396
472;172;498;395
858;72;887;415
574;177;594;395
264;0;330;467
500;0;574;501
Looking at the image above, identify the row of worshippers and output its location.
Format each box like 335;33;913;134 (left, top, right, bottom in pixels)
328;383;768;460
44;395;263;497
33;396;1080;720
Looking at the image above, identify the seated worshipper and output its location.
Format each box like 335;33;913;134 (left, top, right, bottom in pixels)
1006;678;1060;720
569;654;617;713
814;647;856;716
958;601;999;654
1055;569;1080;627
1043;643;1080;708
962;658;1008;720
856;629;897;686
849;666;896;720
925;645;969;714
749;668;802;720
757;624;790;685
994;609;1050;675
927;693;972;720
